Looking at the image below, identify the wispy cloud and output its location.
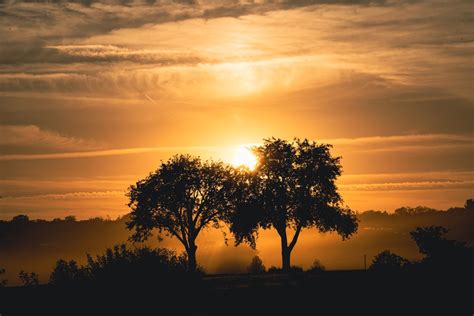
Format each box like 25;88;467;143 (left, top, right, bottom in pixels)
339;180;474;192
325;134;473;146
0;190;124;200
326;134;474;153
0;145;228;161
0;125;101;152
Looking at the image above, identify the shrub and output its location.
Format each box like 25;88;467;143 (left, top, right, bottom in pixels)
267;265;303;274
49;259;86;286
307;259;326;273
0;267;7;286
49;244;192;287
247;256;266;274
370;250;408;272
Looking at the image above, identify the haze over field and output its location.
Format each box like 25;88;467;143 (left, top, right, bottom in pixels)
1;204;472;285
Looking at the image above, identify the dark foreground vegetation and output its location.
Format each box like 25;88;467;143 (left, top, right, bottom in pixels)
0;268;471;316
1;224;472;315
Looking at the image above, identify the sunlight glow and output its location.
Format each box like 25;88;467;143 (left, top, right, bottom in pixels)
231;145;258;170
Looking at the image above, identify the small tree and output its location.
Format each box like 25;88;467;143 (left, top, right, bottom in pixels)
0;267;7;286
370;250;408;271
19;270;39;286
307;259;326;273
247;256;266;274
64;215;77;222
464;199;474;211
11;214;29;224
227;138;358;272
127;155;233;272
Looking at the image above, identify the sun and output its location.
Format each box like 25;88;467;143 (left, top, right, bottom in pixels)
231;145;258;170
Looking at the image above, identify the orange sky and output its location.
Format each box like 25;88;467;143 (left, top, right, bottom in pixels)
0;0;473;219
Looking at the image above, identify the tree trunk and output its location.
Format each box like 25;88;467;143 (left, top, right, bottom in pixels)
279;229;291;272
282;246;291;272
187;243;198;273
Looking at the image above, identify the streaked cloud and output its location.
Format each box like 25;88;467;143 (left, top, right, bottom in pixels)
327;134;473;153
0;124;102;153
339;180;474;192
0;190;123;200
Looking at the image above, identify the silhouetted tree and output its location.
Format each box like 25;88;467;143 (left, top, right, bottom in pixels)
19;270;39;286
127;155;234;272
0;267;7;286
464;199;474;211
64;215;77;222
247;256;266;274
410;226;471;268
369;250;408;271
228;138;358;272
11;214;29;224
394;206;438;216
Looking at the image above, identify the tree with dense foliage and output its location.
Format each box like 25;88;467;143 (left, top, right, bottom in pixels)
127;155;234;272
370;250;408;271
227;138;358;272
410;226;471;269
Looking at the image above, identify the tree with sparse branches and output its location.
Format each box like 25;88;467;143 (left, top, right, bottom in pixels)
19;270;39;286
0;267;7;286
127;154;234;272
227;138;358;272
308;259;326;272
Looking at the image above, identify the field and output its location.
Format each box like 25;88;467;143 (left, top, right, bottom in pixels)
1;269;471;315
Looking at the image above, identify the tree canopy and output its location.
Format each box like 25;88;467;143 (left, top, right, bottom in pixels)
127;154;234;272
227;138;358;271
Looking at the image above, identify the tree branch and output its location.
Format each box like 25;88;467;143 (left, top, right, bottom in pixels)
193;189;210;226
288;222;303;252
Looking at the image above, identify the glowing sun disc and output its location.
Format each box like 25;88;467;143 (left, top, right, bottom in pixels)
231;145;257;170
